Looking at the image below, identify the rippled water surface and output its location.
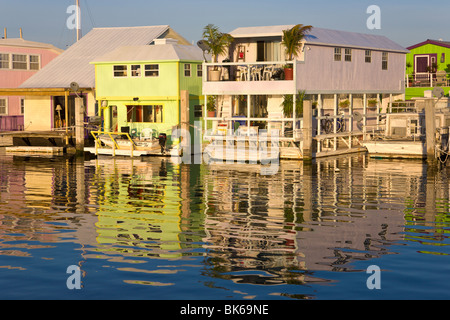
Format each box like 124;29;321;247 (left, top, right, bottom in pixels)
0;149;449;300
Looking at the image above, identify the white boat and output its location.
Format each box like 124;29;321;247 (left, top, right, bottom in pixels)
98;133;162;153
362;110;450;159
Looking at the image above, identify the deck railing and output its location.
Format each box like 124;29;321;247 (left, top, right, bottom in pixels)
0;115;24;132
203;61;295;82
406;72;450;88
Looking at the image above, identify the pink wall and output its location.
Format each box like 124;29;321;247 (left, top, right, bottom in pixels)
0;44;61;117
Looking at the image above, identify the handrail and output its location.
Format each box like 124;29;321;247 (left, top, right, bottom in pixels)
90;130;137;150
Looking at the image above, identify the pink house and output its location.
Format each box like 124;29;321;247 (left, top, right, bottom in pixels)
0;30;63;131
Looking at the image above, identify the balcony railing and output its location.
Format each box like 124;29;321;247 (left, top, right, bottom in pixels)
203;61;295;82
406;72;450;88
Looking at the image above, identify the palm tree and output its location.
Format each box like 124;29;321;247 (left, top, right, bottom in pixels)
282;24;313;64
202;24;234;70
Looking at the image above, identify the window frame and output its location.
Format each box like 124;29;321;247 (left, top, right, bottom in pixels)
12;54;28;70
131;64;142;77
113;65;128;77
126;105;164;123
344;48;352;62
365;50;372;63
196;64;202;77
334;48;342;61
184;63;191;77
382;52;388;70
0;98;8;115
144;64;159;77
29;55;40;70
0;53;10;69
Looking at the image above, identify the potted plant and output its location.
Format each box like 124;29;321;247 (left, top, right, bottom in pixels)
281;24;312;80
339;99;350;109
202;24;234;81
207;95;217;117
367;99;377;108
281;90;306;118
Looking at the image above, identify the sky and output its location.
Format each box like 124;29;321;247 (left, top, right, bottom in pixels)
1;0;449;50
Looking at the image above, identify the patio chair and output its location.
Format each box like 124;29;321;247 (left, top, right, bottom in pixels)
237;66;248;81
262;65;275;80
250;66;263;81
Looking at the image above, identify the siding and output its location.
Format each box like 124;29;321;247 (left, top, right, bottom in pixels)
297;45;405;93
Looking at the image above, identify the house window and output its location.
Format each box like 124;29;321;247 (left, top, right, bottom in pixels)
0;53;9;69
344;48;352;62
20;98;25;114
131;65;141;77
113;65;128;77
365;50;372;63
127;105;163;123
184;64;191;77
12;54;27;70
194;105;203;118
382;52;388;70
144;64;159;77
334;48;341;61
197;64;202;77
29;55;40;70
441;53;445;63
0;99;7;115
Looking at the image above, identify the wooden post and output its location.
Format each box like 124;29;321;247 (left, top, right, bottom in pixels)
65;90;69;145
75;97;84;153
425;98;437;165
303;100;313;161
180;90;190;156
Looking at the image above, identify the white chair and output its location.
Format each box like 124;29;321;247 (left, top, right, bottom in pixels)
251;66;262;81
237;66;248;81
140;128;154;140
262;65;275;80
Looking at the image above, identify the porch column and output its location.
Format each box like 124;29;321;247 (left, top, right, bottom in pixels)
293;91;296;132
349;93;353;149
65;90;69;145
317;94;322;153
303;99;313;161
247;94;250;136
333;94;337;151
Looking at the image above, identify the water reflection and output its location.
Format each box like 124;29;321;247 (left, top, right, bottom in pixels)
0;149;449;298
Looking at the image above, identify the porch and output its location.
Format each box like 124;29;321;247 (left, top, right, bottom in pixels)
406;71;450;88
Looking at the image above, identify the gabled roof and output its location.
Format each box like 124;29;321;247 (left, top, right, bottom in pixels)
91;41;205;64
0;38;63;53
229;25;408;53
407;39;450;50
20;25;188;89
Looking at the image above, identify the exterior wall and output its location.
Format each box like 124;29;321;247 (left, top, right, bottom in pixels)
23;96;52;131
95;60;203;144
297;45;406;94
406;44;450;74
0;45;61;118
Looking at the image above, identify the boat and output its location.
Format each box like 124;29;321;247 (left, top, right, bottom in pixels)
362;110;450;159
85;130;182;157
203;135;280;163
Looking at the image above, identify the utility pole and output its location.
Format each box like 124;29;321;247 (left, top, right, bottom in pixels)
76;0;81;41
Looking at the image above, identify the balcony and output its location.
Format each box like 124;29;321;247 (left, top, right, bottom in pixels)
202;61;296;95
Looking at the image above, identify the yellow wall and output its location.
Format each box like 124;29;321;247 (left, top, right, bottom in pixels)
24;96;52;131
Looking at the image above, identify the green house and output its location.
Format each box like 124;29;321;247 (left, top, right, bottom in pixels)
405;39;450;99
91;38;205;147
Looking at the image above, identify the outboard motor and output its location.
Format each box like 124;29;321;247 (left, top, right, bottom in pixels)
158;133;167;154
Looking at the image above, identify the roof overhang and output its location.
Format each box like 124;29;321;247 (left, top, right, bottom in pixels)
407;39;450;50
0;88;93;96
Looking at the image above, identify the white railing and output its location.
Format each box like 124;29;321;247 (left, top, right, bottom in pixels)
203;61;295;82
406;72;450;87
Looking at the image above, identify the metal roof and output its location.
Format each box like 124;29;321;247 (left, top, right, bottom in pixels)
229;25;408;53
91;41;206;64
0;38;63;53
19;25;177;89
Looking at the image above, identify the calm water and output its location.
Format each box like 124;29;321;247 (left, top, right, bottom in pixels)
0;149;449;300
